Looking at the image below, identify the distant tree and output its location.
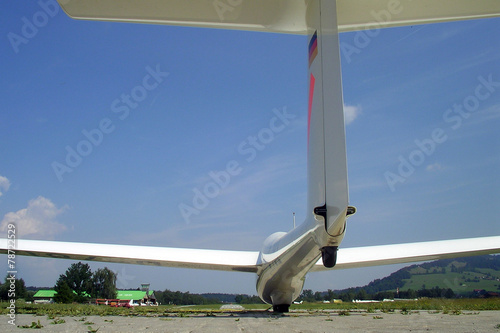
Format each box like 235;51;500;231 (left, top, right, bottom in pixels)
314;291;323;301
56;262;92;302
235;294;263;304
325;289;336;301
91;268;117;299
340;288;356;302
355;289;368;300
373;291;395;301
54;280;74;303
407;289;417;299
25;290;35;302
444;288;455;299
299;289;314;302
155;289;219;305
0;275;27;300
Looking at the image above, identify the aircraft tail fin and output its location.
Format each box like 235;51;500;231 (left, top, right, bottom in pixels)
306;1;349;243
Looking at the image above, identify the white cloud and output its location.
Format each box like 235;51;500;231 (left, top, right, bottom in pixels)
0;175;10;196
344;104;361;125
0;196;67;238
426;163;444;172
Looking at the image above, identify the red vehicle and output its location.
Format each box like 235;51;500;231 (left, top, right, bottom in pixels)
96;299;133;308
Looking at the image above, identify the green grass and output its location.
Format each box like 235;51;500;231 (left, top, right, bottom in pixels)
1;298;499;317
290;298;500;312
401;268;500;292
18;320;43;329
50;318;66;324
338;310;350;316
87;326;99;333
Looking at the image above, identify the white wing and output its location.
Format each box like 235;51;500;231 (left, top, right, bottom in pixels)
0;239;259;273
2;236;499;273
57;0;500;34
337;0;500;32
311;236;500;272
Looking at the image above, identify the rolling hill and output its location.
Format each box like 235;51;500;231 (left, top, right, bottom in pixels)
331;255;500;298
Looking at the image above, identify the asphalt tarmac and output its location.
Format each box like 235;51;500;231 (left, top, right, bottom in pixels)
3;311;500;332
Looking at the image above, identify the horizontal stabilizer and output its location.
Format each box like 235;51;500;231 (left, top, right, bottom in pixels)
0;239;260;273
57;0;500;34
311;236;500;272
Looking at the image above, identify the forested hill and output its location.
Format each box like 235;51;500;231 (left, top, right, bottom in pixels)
331;255;500;298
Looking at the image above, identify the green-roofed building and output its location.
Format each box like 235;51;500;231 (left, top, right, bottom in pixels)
117;290;156;305
33;289;91;304
33;290;56;303
34;289;155;305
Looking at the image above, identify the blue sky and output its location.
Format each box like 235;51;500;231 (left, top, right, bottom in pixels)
1;1;499;295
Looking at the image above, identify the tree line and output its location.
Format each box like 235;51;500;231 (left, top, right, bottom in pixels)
0;275;28;301
0;262;117;303
154;289;220;305
53;262;117;303
298;286;457;302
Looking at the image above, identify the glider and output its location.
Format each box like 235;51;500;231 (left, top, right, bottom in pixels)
1;0;500;312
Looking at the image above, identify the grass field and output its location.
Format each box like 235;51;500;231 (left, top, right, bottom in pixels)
1;298;499;317
401;268;500;292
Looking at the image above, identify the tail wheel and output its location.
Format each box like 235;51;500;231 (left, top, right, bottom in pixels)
321;246;338;268
273;304;290;313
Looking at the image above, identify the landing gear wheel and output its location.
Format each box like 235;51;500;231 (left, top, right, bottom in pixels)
273;304;290;313
321;246;338;268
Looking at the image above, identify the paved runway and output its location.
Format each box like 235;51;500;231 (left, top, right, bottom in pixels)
3;311;500;332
